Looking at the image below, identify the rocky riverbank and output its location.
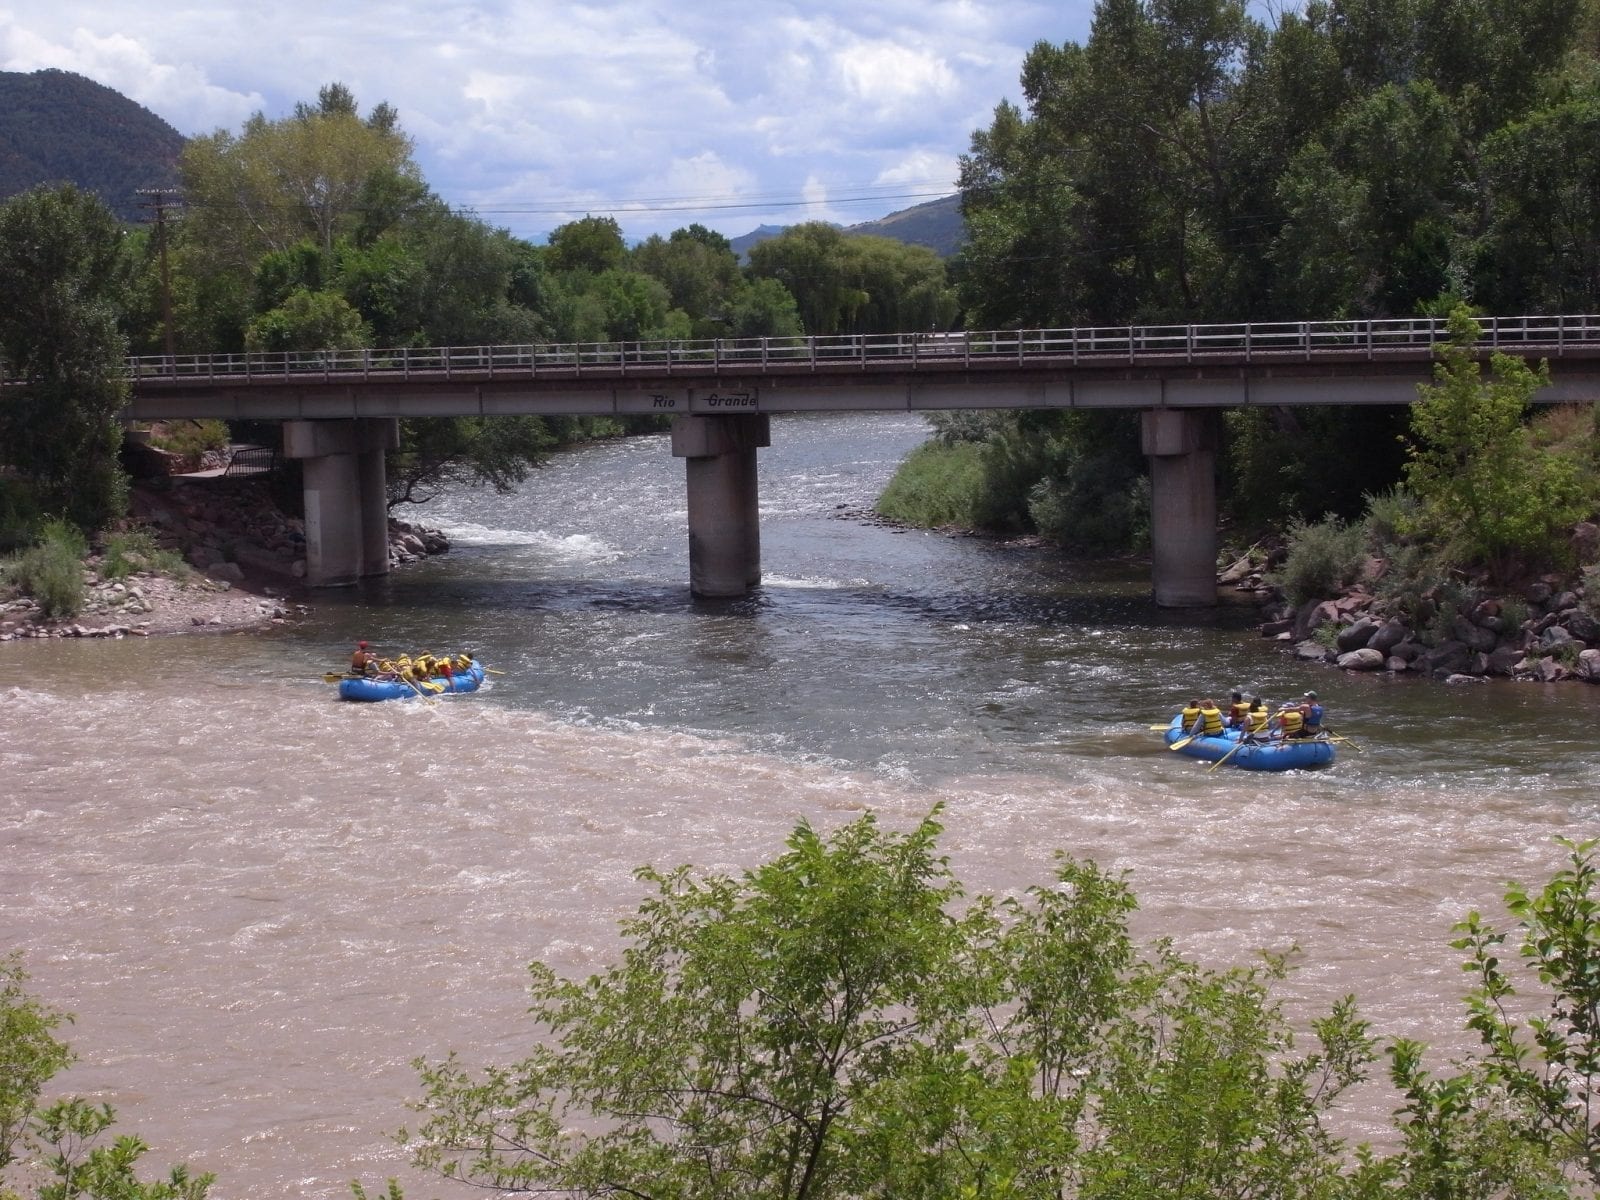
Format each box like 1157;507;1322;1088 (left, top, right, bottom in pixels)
1222;530;1600;685
0;476;450;642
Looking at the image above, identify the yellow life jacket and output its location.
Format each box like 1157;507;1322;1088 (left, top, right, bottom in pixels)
1199;705;1225;736
1247;706;1269;734
1229;701;1250;725
1180;705;1202;731
1278;708;1304;736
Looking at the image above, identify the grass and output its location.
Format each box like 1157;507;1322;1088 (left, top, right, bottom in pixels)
875;440;986;528
101;528;189;582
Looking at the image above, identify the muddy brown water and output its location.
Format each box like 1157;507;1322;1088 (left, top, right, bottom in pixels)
4;413;1597;1197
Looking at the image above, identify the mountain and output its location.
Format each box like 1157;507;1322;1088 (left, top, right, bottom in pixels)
846;194;964;257
0;68;184;223
729;223;790;260
730;193;965;261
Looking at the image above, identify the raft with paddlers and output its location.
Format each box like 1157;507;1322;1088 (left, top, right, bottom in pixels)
1159;714;1336;771
326;652;488;702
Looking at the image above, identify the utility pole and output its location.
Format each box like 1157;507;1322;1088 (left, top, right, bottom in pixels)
136;188;182;360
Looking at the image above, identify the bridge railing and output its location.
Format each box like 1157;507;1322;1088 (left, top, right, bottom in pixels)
69;313;1600;386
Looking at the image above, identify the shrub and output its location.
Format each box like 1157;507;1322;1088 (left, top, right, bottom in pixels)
151;419;229;462
1362;486;1422;555
1030;457;1150;554
1269;515;1367;606
102;528;189;581
5;519;87;618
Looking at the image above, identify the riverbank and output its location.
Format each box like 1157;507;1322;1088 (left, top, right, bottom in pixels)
0;475;450;642
1218;533;1600;685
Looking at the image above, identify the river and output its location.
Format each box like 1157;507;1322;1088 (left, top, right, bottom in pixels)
3;411;1597;1197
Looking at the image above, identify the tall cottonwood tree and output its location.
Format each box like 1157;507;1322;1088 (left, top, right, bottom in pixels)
180;82;420;266
0;184;129;533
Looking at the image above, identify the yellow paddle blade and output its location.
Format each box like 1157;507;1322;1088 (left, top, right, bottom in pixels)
1168;735;1196;750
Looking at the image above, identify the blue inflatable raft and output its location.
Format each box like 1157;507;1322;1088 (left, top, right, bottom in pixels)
338;660;486;702
1162;715;1335;771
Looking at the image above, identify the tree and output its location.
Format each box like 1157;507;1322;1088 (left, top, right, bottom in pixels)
395;808;1376;1199
244;287;370;353
0;184;129;533
0;953;213;1200
387;416;558;508
725;277;804;339
632;226;742;329
1401;308;1589;578
545;216;626;276
179;82;420;266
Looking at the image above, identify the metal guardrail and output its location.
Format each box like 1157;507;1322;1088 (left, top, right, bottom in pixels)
7;315;1597;387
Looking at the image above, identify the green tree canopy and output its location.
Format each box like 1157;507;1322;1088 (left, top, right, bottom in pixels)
0;184;129;532
399;808;1380;1199
1401;308;1590;577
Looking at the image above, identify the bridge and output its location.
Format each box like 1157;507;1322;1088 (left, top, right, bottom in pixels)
113;314;1600;605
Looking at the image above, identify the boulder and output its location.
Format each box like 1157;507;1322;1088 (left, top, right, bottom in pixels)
1536;657;1569;683
1526;580;1554;606
1451;614;1499;653
1578;648;1600;682
1486;646;1525;676
1336;617;1379;652
1293;599;1342;642
1552;590;1580;613
204;561;244;583
1389;639;1424;661
1218;555;1256;585
1366;617;1408;654
1259;618;1294;638
1556;608;1600;645
1385;655;1411;673
1420;640;1471;675
1470;598;1502;625
1443;673;1488;685
1539;625;1582;658
1336;647;1385;672
1294;639;1332;662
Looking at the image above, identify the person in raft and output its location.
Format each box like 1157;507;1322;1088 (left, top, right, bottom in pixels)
1226;688;1251;729
1244;696;1271;738
350;641;378;675
1299;691;1325;737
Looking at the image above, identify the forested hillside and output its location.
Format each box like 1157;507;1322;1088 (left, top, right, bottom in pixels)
0;69;183;222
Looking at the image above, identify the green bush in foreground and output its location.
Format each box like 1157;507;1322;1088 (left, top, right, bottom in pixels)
372;816;1600;1200
0;954;212;1200
3;520;88;619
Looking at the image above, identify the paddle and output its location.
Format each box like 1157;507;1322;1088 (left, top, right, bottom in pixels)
1323;727;1362;751
1207;735;1251;772
1168;732;1199;750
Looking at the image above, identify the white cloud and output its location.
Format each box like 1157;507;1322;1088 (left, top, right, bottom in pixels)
0;0;1096;240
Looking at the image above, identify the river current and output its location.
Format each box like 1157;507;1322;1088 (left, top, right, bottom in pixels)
3;412;1597;1197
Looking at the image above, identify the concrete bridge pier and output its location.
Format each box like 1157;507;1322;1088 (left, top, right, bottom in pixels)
1141;408;1220;608
283;418;399;587
671;413;770;597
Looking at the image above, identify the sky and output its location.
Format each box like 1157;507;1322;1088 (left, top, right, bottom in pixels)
0;1;1094;244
